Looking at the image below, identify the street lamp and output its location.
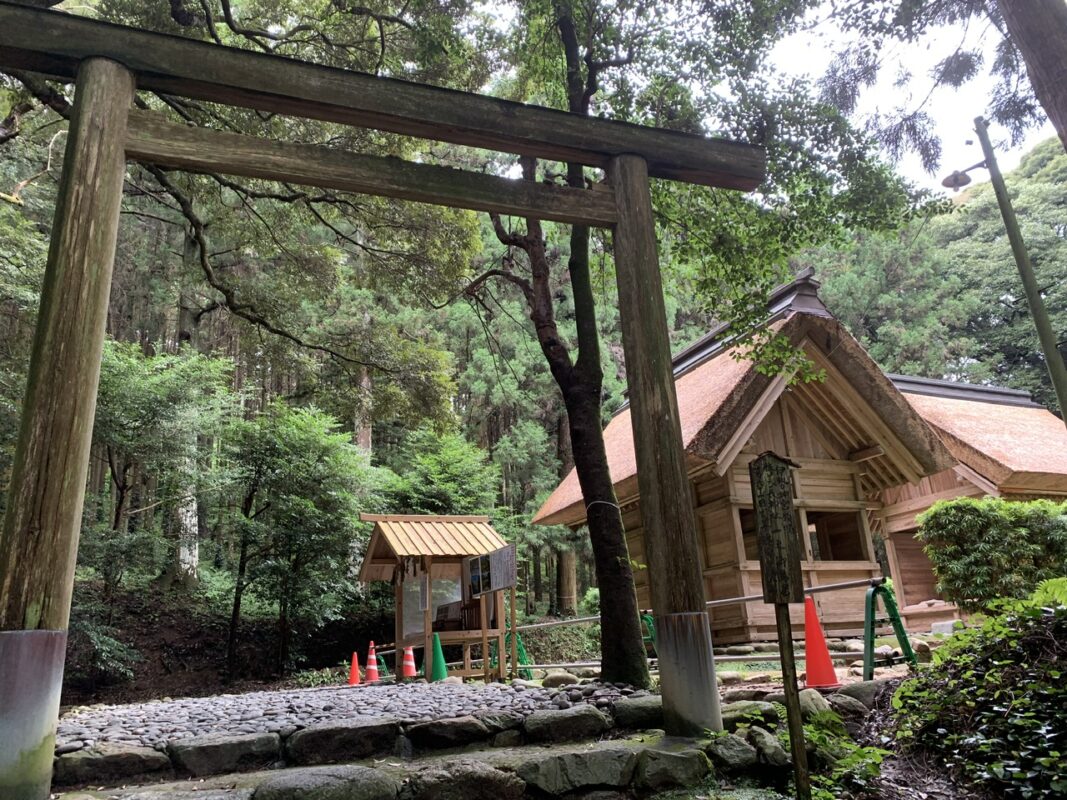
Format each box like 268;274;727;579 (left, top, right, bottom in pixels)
941;116;1067;424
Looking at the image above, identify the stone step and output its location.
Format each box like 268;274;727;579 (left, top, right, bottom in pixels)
55;730;786;800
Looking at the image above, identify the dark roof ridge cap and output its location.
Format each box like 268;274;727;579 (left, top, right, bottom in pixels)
668;269;831;378
890;373;1042;408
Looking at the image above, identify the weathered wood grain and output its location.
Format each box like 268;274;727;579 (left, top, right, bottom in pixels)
124;110;618;227
610;153;721;734
749;452;805;604
0;58;135;631
0;1;765;190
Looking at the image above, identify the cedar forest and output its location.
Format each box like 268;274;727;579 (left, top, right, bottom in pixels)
0;0;1064;702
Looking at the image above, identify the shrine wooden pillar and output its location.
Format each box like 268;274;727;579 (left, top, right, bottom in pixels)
0;58;135;799
609;154;723;736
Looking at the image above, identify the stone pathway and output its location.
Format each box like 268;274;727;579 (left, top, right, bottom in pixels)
56;680;645;755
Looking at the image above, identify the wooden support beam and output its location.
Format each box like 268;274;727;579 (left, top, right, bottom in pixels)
609;154;722;736
124;111;619;227
849;445;885;463
0;2;765;191
0;58;135;631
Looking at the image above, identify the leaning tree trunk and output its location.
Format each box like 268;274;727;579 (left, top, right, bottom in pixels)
996;0;1067;153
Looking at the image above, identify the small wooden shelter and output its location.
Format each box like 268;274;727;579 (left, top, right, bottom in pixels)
358;514;509;680
534;273;957;641
878;377;1067;628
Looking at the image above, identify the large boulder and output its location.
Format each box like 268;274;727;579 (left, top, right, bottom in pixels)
725;645;755;656
719;701;778;732
52;742;172;786
704;733;758;773
169;731;280;776
827;692;869;720
797;688;832;720
746;726;790;768
512;744;638;794
405;716;491;749
475;710;524;735
285;717;400;765
542;670;579;688
634;748;710;791
524;704;611;743
836;678;895;710
611;694;663;729
402;759;524;800
254;764;398;800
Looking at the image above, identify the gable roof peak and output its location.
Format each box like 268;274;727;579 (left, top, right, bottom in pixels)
670;268;832;380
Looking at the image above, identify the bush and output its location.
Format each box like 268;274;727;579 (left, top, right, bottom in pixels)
580;587;600;616
892;580;1067;798
65;615;142;689
916;497;1067;611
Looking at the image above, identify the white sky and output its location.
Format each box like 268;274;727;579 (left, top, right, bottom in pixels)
770;8;1056;193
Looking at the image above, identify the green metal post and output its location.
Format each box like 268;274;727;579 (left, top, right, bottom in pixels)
863;583;918;681
974;117;1067;422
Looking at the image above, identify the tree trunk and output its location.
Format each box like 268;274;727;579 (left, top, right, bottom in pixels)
354;366;373;452
546;549;558;616
558;547;577;616
996;0;1067;153
532;545;543;603
564;383;649;686
226;531;250;678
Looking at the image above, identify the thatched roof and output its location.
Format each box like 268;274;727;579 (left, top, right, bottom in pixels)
533;274;954;527
897;386;1067;495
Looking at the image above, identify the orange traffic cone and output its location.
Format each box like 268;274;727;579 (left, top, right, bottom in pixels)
401;647;417;680
365;641;380;682
348;652;361;686
803;596;841;689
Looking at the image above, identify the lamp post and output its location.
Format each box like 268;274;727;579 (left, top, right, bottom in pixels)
942;116;1067;423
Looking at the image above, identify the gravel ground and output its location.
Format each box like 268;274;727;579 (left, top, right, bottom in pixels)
55;679;644;755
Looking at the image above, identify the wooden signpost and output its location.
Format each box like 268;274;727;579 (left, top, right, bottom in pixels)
749;452;810;800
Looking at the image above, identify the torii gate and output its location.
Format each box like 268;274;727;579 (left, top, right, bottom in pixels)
0;2;765;795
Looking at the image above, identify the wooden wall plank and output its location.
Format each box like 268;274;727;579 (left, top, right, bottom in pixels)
124;111;618;227
0;2;766;190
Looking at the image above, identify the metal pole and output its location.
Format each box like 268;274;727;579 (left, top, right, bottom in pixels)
974;116;1067;422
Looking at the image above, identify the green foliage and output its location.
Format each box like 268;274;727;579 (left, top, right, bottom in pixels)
382;425;499;515
916;497;1067;612
892;590;1067;797
65;602;143;688
290;664;347;688
812;138;1067;409
227;402;382;666
802;711;890;800
1034;577;1067;607
580;587;600;616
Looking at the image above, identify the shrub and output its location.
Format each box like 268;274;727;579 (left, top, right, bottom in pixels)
580;587;600;616
65;615;142;689
892;581;1067;798
916;497;1067;611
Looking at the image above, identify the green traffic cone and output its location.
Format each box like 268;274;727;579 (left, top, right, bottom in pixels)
428;632;448;682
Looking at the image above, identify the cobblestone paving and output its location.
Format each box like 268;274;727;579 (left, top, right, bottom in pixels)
55;679;644;755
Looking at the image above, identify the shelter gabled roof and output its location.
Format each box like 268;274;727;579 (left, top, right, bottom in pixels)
892;379;1067;495
357;514;507;581
533;273;954;527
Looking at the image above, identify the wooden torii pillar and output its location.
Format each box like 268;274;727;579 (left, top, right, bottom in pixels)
611;155;723;735
0;5;765;794
0;57;134;798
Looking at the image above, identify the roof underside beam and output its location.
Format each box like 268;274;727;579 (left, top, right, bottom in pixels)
0;2;766;191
